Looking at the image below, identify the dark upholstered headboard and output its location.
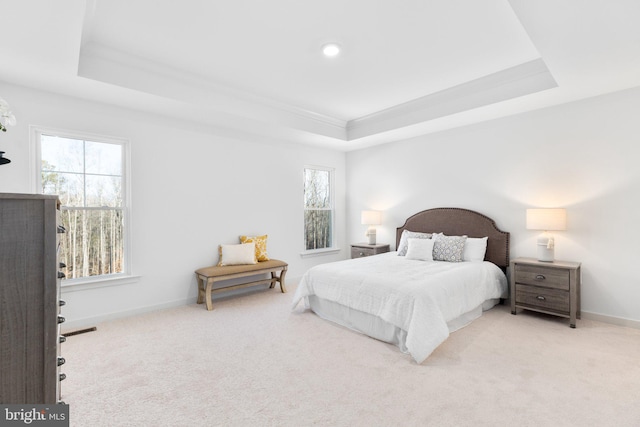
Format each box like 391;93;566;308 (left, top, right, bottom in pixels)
395;208;510;269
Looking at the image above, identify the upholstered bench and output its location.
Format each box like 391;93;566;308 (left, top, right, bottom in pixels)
195;259;288;311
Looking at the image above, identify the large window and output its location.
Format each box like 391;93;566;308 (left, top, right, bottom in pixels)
36;130;129;282
303;166;334;251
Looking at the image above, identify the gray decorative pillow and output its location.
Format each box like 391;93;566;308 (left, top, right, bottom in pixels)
432;234;467;262
397;230;432;256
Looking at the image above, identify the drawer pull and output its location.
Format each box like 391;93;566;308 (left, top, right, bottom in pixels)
535;274;546;280
536;295;546;301
359;252;364;256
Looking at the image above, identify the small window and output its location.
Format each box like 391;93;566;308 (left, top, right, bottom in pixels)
303;166;335;251
36;129;130;282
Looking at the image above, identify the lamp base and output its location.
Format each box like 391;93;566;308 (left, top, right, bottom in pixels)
536;234;555;262
537;246;554;262
366;228;377;245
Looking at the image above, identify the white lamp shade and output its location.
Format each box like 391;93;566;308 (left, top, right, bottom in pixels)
361;210;381;225
526;208;567;231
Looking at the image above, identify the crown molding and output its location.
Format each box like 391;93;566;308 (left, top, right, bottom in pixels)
77;43;557;145
78;42;348;139
346;58;557;140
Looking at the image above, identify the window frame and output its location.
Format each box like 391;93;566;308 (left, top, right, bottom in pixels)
31;126;135;288
301;165;338;257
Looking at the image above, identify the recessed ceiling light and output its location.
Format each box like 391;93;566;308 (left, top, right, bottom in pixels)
322;43;341;57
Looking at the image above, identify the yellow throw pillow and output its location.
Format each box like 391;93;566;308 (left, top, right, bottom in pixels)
239;234;269;261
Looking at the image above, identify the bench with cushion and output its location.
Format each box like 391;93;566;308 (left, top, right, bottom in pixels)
195;259;288;311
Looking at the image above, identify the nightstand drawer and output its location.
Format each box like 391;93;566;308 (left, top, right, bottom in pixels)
351;247;376;258
514;264;569;290
515;284;569;314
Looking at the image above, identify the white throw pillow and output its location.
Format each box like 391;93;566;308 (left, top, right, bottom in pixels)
405;238;435;261
397;230;432;256
217;242;257;266
463;237;488;262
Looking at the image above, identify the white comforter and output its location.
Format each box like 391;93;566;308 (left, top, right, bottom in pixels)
292;252;508;363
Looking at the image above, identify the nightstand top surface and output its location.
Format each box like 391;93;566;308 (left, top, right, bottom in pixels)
512;257;581;269
351;243;390;249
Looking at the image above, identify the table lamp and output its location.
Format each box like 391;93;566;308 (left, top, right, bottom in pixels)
361;210;381;245
526;208;567;262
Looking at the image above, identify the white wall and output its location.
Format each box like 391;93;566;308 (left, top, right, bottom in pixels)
3;79;639;328
346;86;640;325
0;82;347;329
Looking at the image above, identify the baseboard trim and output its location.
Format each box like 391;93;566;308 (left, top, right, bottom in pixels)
60;277;303;332
61;281;637;333
581;311;640;329
60;297;198;332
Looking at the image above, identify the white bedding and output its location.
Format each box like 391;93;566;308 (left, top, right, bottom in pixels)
292;252;508;363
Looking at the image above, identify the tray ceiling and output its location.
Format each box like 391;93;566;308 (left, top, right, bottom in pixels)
1;0;640;150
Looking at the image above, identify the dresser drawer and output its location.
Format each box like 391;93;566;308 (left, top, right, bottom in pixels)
351;247;375;258
514;264;569;290
515;284;569;314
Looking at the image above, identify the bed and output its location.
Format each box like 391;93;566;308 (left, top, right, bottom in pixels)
292;207;510;363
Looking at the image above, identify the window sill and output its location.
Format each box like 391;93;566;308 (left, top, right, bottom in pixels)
300;247;341;258
60;274;141;293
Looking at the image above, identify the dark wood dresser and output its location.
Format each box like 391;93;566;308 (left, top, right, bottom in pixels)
0;193;66;403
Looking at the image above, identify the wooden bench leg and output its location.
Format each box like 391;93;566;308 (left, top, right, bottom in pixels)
205;278;214;311
196;274;206;304
269;271;277;289
278;267;287;293
269;268;287;292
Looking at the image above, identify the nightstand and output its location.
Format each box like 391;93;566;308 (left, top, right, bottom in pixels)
350;243;390;259
510;257;581;328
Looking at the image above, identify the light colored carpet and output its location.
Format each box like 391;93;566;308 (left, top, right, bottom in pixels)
62;281;640;427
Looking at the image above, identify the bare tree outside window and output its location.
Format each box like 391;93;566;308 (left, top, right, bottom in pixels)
304;167;334;250
40;134;127;280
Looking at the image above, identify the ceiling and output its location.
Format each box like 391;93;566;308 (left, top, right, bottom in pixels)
2;0;640;151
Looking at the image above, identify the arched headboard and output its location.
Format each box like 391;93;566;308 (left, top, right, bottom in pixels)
396;208;510;269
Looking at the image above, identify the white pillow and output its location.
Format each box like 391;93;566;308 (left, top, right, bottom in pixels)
217;242;257;266
397;230;432;256
463;237;488;262
405;238;435;261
